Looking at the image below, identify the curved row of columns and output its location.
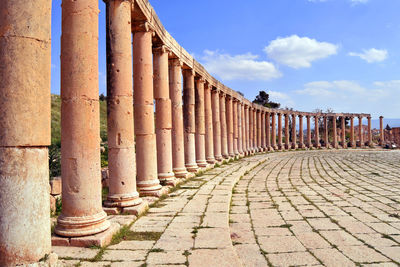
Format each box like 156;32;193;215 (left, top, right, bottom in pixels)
0;0;386;265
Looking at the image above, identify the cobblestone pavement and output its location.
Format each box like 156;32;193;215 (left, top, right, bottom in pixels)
54;150;400;267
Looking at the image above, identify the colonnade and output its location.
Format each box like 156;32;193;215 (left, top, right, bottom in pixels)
0;0;385;265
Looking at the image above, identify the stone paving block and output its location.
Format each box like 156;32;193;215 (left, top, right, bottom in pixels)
307;218;341;230
319;230;363;246
234;244;268;266
253;227;292;237
258;236;307;253
376;246;400;262
188;248;241;267
338;245;389;263
268;251;320;267
146;251;186;265
195;228;232;248
110;261;145;267
102;249;147;261
296;232;332;249
52;246;99;260
108;240;155;250
311;248;355;267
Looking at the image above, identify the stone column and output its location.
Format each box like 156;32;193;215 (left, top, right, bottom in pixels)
57;0;110;237
380;116;384;146
254;109;258;152
0;0;51;264
358;116;363;147
132;24;163;196
266;112;271;151
367;116;372;147
249;107;254;153
350;116;355;148
233;100;239;156
105;0;142;207
278;113;283;150
291;113;297;149
226;96;235;157
237;102;244;155
195;78;207;167
183;69;198;172
153;46;175;184
244;105;249;154
341;116;347;148
314;115;320;148
332;116;338;148
299;115;304;148
220;92;229;158
212;89;222;161
169;58;188;178
258;110;263;151
323;116;329;148
284;114;290;150
204;83;215;164
271;113;277;150
306;115;312;148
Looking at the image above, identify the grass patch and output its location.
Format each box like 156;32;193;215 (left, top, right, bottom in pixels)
382;234;396;241
389;213;400;219
371;172;381;176
279;224;292;228
149;248;164;253
110;226;162;245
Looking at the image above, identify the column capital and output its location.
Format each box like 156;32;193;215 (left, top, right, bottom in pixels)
195;77;206;84
168;57;183;67
182;68;195;76
132;21;155;33
153;45;170;55
380;116;384;119
298;114;303;118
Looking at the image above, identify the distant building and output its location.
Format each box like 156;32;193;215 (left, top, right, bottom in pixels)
385;127;400;146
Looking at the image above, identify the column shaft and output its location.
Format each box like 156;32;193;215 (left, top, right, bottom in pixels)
350;117;355;148
204;84;215;163
105;0;142;206
133;28;163;196
379;116;384;146
292;114;297;149
183;69;198;172
257;110;262;151
220;93;229;158
299;115;304;148
306;116;312;148
57;0;110;236
249;108;254;153
211;90;222;161
226;96;235;157
285;114;290;149
323;116;329;148
278;113;283;150
244;105;249;154
195;78;207;167
341;117;347;148
154;47;175;184
332;116;338;148
169;59;188;178
367;116;372;146
254;109;258;152
266;112;271;150
358;116;363;147
238;103;243;155
315;116;320;148
0;0;51;263
271;113;277;150
233;100;239;155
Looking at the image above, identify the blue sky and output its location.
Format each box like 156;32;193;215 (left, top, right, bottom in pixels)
51;0;400;119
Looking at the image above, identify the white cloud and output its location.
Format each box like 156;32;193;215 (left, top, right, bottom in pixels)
264;35;338;69
201;50;282;81
268;90;295;107
348;48;388;63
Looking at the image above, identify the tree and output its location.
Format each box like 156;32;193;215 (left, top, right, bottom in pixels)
253;91;280;108
386;124;392;131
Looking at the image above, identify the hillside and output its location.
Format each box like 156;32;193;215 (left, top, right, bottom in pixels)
51;94;107;146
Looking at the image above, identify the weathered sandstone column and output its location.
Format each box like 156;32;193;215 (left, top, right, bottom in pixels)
220;92;229;158
195;78;207;167
183;69;199;172
341;116;347;148
284;114;290;150
57;0;110;236
132;24;163;196
379;116;384;146
105;0;142;207
249;107;254;153
332;116;338;148
291;113;297;149
254;109;258;152
323;116;329;148
314;115;320;148
367;116;372;146
204;83;215;164
266;112;271;151
350;116;355;148
233;100;239;156
278;113;283;150
271;113;277;150
257;110;262;151
238;102;244;155
153;46;175;184
0;0;51;264
212;89;222;161
299;115;304;148
306;115;312;148
244;105;250;154
169;58;188;178
358;116;363;147
226;96;235;157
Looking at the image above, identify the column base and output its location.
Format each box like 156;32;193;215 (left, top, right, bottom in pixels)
196;160;208;168
104;191;143;208
137;179;164;197
55;210;110;238
158;172;176;186
291;144;298;149
186;163;199;172
173;167;188;179
206;157;216;164
103;200;149;216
